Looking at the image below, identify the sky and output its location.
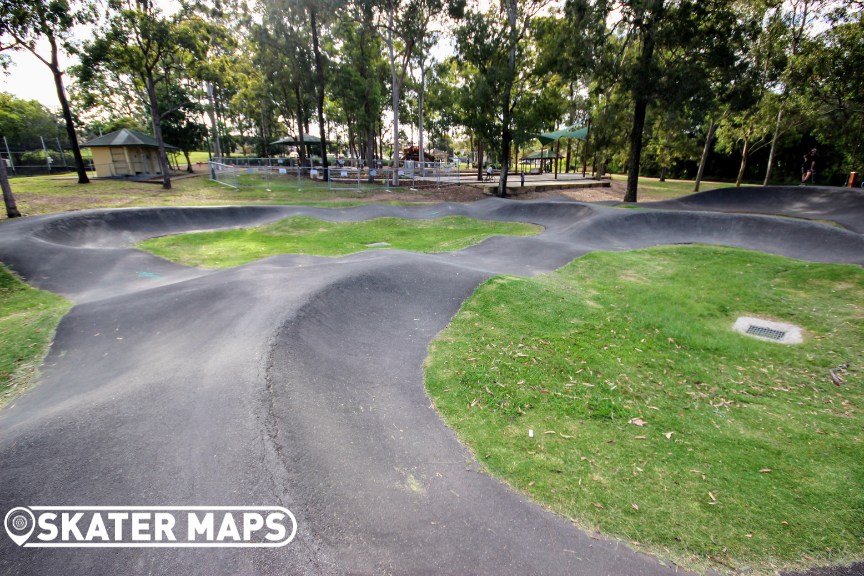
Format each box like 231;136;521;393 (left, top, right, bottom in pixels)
0;0;182;111
0;0;514;112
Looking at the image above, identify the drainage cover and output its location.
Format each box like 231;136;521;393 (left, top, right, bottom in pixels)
733;317;803;345
745;325;786;340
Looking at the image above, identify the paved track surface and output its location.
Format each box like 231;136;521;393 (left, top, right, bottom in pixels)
0;187;862;575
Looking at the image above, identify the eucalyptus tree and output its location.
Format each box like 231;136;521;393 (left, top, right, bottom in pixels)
265;0;342;174
713;3;789;186
0;0;97;184
330;3;388;175
456;1;551;194
254;0;318;164
374;0;464;185
78;0;200;190
762;0;834;185
563;0;748;201
794;6;864;176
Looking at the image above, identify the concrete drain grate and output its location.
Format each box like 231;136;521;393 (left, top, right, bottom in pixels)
733;317;803;344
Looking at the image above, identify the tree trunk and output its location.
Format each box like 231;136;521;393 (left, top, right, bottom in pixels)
497;0;518;198
184;150;193;172
694;118;716;192
736;136;750;187
624;0;661;203
554;140;560;180
565;138;572;173
659;165;667;182
418;63;425;169
146;74;172;190
386;6;401;186
625;98;649;202
310;8;329;179
294;84;307;165
582;116;591;176
206;82;222;162
763;108;783;185
0;152;21;218
476;140;483;182
48;36;88;184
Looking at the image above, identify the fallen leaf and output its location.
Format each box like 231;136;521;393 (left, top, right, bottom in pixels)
628;417;647;427
593;502;604;510
544;430;556;435
560;434;573;439
759;468;772;473
708;491;717;502
631;503;639;511
664;431;674;439
745;534;753;538
634;435;647;440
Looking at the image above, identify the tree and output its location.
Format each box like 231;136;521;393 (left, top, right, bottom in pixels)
330;4;388;176
79;0;193;190
564;0;748;201
158;82;207;172
0;92;62;143
377;0;464;186
793;7;864;177
456;1;551;193
0;146;21;218
0;0;97;184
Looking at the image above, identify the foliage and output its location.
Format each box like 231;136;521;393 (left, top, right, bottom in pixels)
0;92;61;144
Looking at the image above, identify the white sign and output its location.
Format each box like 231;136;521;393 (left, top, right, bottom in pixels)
4;506;297;548
310;169;318;177
279;168;287;175
341;171;348;177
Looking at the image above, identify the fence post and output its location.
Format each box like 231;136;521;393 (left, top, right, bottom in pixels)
3;137;14;175
40;136;51;173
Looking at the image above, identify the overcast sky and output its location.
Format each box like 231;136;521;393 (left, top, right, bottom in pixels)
0;1;554;113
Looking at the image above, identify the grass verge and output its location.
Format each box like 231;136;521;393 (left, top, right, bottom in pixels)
137;215;542;268
0;265;72;407
424;245;863;574
626;176;754;200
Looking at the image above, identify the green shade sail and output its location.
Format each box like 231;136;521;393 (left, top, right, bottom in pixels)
537;125;589;146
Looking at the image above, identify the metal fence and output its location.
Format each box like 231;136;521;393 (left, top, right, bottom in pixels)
209;158;463;193
2;135;93;176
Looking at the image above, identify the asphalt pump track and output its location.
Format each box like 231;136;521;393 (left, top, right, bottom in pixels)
0;186;861;575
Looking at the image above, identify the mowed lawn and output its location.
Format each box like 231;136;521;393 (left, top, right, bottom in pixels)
0;265;71;407
137;215;542;268
424;245;863;575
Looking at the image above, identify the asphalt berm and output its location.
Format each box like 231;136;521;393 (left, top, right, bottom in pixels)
0;186;861;575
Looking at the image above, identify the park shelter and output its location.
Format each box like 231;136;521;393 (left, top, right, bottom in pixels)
520;149;564;174
271;134;329;159
81;129;177;178
535;125;589;178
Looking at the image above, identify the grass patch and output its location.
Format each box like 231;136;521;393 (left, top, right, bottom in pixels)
1;172;455;219
137;215;541;268
622;176;754;200
424;245;863;574
0;265;72;407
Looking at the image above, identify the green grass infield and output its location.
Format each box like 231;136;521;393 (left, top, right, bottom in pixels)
424;245;863;574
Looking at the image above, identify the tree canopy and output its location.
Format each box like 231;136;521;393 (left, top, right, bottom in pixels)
2;0;860;195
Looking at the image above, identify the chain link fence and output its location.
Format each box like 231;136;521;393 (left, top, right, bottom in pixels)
209;158;464;194
1;135;94;176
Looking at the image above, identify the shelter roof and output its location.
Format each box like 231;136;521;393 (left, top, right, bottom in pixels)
81;128;177;149
537;125;589;145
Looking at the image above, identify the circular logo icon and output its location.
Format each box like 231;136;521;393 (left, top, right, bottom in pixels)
4;507;35;546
